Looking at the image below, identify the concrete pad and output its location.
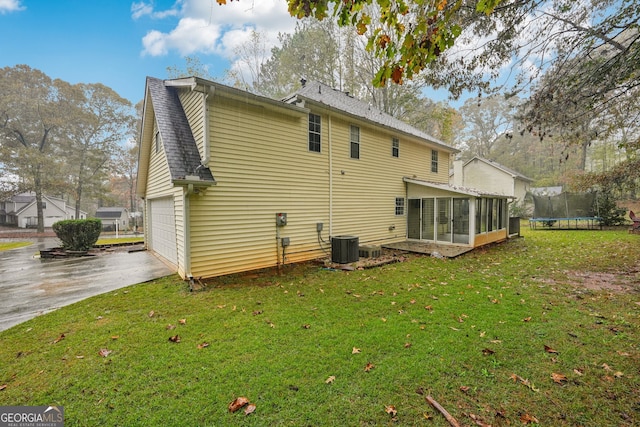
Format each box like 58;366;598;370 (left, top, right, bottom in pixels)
0;237;174;332
382;241;474;258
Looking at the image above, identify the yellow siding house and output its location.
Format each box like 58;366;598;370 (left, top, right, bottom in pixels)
137;77;511;279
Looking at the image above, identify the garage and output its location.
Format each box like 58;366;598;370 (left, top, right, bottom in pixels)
148;197;178;266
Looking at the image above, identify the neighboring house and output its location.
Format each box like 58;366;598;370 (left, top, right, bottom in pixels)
137;77;512;279
451;156;533;203
0;192;87;228
95;207;130;231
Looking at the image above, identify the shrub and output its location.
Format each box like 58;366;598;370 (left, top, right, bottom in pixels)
52;218;102;251
595;192;626;226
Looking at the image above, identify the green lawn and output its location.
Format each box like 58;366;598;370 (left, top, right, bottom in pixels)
0;241;32;251
0;227;638;426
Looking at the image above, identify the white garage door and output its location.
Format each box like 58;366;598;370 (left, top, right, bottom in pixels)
149;197;177;266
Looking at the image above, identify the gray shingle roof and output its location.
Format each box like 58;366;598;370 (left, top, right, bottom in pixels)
146;77;215;183
95;207;127;219
284;81;457;152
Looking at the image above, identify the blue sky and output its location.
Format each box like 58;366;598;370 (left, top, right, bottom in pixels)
0;0;298;105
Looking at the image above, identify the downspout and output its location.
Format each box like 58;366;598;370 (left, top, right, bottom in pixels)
328;113;333;236
184;185;193;279
202;86;213;168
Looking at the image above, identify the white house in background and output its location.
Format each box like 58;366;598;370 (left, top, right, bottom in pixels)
94;207;130;231
0;192;87;228
451;156;533;203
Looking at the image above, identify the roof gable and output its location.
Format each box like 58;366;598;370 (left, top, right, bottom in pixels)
143;77;215;184
465;156;533;182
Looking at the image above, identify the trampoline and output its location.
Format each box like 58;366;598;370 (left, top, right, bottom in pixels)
528;191;602;230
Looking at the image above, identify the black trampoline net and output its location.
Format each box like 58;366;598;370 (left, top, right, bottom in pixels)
530;192;598;218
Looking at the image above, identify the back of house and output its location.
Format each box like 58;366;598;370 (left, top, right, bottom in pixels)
137;77;510;280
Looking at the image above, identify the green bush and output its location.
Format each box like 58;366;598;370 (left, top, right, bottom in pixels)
596;192;626;226
52;218;102;251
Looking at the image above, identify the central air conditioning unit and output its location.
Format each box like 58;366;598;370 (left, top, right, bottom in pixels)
331;236;359;264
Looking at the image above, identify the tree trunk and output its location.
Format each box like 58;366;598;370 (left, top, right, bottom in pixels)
34;165;44;233
75;185;82;219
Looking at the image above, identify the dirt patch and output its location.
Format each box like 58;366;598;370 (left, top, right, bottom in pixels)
565;270;639;293
542;264;640;293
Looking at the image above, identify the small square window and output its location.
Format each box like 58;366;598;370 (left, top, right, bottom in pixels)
395;197;405;216
392;137;399;158
350;125;360;159
431;149;438;173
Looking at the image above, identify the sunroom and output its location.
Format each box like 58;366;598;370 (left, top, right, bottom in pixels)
403;177;512;249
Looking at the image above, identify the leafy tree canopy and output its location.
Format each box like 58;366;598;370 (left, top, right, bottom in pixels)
216;0;504;86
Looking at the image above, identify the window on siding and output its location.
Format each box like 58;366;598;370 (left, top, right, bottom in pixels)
155;131;161;153
395;197;405;216
350;125;360;159
308;113;321;152
431;149;438;173
392;137;399;157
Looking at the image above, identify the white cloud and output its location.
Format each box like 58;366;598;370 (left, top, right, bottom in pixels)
131;1;181;20
137;0;296;59
0;0;25;14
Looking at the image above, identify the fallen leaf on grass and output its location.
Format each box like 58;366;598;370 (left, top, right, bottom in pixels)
111;336;119;340
325;376;336;384
614;371;624;378
482;348;495;356
252;310;263;316
470;413;491;426
178;318;186;325
520;413;539;424
244;403;256;416
573;368;584;376
148;310;155;317
404;342;412;348
460;386;470;393
228;396;249;413
551;372;568;384
544;345;558;354
510;373;539;392
197;342;209;349
53;333;65;344
98;348;112;357
169;335;181;343
384;405;397;417
166;324;176;330
352;347;361;354
523;316;532;322
302;324;311;329
0;384;7;391
364;362;375;372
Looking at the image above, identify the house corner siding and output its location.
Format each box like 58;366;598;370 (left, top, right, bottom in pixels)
145;119;183;272
188;94;329;278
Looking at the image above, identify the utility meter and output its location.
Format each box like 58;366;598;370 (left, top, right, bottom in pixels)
276;212;287;226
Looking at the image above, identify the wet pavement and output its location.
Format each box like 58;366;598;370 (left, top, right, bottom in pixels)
0;237;174;332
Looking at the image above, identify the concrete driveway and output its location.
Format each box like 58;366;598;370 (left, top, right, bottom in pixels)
0;237;174;332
